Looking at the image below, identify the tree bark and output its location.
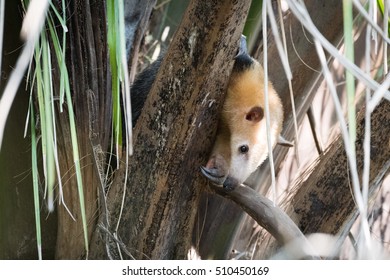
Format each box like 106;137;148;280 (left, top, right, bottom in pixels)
89;0;252;259
54;0;110;259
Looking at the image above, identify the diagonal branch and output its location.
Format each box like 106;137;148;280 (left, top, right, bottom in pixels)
210;184;308;247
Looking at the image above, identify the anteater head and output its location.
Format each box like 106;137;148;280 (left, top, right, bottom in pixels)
201;53;283;190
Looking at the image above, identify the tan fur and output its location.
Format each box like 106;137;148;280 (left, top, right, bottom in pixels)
205;60;283;188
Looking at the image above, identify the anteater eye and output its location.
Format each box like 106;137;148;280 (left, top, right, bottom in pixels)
239;145;249;154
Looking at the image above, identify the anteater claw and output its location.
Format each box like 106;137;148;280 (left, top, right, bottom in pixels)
200;166;225;186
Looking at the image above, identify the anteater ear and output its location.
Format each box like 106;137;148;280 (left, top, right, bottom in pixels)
246;106;264;123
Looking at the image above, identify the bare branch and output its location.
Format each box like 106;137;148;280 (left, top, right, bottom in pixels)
210;184;308;248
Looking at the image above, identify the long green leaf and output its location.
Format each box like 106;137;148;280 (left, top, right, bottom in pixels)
28;1;89;257
377;0;390;36
107;0;122;154
41;31;56;212
30;101;42;260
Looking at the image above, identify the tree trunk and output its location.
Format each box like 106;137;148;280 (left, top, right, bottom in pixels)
54;0;110;259
89;0;252;259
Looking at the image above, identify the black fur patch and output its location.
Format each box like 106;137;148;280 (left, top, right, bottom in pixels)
233;53;254;73
130;57;162;127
